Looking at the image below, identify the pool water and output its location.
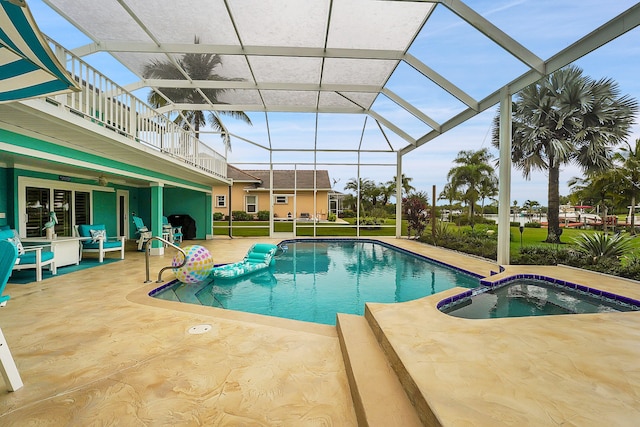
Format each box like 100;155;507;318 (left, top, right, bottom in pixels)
153;240;479;325
440;279;640;319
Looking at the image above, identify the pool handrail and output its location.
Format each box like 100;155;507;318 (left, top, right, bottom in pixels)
144;236;186;283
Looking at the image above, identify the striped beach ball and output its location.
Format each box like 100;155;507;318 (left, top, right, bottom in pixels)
172;245;214;283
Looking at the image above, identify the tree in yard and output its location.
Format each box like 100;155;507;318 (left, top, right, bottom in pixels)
344;177;376;214
568;168;623;233
386;174;416;199
522;199;540;219
492;65;638;243
142;37;252;150
446;148;497;225
379;181;395;206
403;192;429;239
478;174;498;215
615;138;640;233
438;182;462;212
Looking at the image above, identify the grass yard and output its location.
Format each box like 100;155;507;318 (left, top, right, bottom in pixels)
212;219;640;259
213;219;407;237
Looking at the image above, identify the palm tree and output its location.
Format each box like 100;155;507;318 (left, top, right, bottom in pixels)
142;37;251;150
492;65;638;243
379;181;395;206
386;174;415;198
344;177;375;214
568;168;622;233
438;182;461;211
615;139;640;233
477;174;498;215
522;199;540;219
447;148;496;223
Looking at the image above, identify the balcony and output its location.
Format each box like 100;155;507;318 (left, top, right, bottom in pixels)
4;38;227;182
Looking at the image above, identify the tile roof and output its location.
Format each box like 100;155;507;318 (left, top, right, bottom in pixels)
228;167;332;190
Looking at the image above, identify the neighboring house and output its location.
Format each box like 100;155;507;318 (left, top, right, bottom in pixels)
213;166;336;220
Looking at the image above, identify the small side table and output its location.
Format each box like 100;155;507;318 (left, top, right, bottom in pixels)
22;236;85;267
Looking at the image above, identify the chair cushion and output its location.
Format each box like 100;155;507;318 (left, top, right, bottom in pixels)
18;250;54;265
90;229;107;243
78;224;105;238
83;240;122;250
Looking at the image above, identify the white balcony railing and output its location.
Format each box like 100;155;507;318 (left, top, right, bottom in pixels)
42;40;227;179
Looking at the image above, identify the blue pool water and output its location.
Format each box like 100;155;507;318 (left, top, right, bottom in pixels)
152;239;480;325
439;279;640;319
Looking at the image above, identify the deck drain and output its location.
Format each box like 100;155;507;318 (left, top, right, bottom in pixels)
188;324;212;335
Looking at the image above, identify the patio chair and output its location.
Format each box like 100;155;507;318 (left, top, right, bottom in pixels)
0;229;56;282
0;239;24;391
163;216;183;245
0;240;18;306
74;224;125;263
132;215;152;250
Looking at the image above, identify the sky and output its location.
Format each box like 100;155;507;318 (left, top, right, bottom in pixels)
26;0;640;207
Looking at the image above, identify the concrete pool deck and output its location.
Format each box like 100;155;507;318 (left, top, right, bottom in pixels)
0;237;639;425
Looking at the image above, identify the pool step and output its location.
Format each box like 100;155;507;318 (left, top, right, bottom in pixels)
336;313;423;427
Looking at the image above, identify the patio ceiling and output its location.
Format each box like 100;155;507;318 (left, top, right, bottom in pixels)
41;0;640;156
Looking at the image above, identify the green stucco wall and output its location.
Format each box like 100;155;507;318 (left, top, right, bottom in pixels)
0;167;8;227
164;187;210;239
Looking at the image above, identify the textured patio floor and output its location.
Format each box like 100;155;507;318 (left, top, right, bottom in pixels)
0;236;639;425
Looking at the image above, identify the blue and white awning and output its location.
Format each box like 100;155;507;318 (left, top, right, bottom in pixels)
0;0;80;103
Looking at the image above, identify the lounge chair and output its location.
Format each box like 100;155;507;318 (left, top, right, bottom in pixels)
0;240;17;306
74;224;125;263
0;229;56;282
132;215;152;250
212;243;278;279
0;239;24;391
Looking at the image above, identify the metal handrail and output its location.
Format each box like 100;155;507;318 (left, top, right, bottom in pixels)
144;236;186;283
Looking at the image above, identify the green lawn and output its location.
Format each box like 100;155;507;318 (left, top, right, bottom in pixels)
213;220;640;258
213;219;408;237
508;225;640;257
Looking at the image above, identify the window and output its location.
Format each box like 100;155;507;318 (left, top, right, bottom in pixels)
245;195;257;213
75;191;90;226
216;195;226;207
25;186;91;237
275;195;288;204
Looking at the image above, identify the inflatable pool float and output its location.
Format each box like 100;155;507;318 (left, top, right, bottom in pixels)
212;243;278;280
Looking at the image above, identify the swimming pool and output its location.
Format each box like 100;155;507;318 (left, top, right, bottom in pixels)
439;278;640;319
152;239;480;325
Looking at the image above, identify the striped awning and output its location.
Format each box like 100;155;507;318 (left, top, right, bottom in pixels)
0;0;80;103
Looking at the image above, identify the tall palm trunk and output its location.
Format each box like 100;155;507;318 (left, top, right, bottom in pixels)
546;162;561;244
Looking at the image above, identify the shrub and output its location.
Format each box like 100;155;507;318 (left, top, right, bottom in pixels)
341;209;356;218
232;210;252;221
256;210;270;221
403;195;428;239
430;219;451;246
370;207;388;219
328;213;337;222
213;212;224;220
524;222;541;228
572;232;634;264
456;215;495;226
419;228;497;260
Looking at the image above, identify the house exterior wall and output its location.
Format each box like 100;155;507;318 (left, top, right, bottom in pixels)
213;183;329;219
